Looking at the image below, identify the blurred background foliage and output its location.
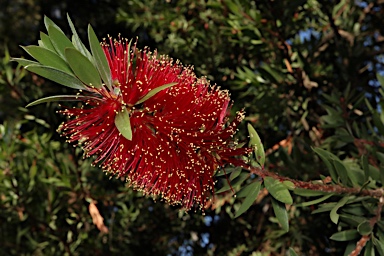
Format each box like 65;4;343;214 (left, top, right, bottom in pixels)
1;0;384;255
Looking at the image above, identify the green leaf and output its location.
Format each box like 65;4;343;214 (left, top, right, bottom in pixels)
296;193;334;207
372;236;384;255
293;188;330;197
22;46;72;74
39;32;56;52
67;14;93;61
313;147;338;182
44;16;63;33
88;24;112;90
25;64;88;90
236;180;261;198
234;181;261;218
47;25;75;59
136;82;178;104
357;220;373;235
364;240;374;256
26;95;94;107
11;58;39;67
64;48;102;88
330;229;359;241
264;177;293;204
289;248;299;256
247;123;265;167
115;107;132;140
330;196;349;224
332;159;351;186
282;180;295;190
271;197;289;232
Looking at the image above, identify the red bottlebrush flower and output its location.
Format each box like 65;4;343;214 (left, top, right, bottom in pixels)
58;38;250;210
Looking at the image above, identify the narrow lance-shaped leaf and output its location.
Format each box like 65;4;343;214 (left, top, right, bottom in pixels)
330;196;349;224
329;229;359;241
88;24;112;90
11;58;39;67
67;14;93;61
47;25;75;59
247;123;265;168
271;197;289;232
136;82;178;104
64;48;102;89
21;46;73;74
115;107;133;140
295;193;334;207
44;16;63;33
25;64;89;91
234;181;262;218
39;32;56;53
264;176;293;204
26;95;96;107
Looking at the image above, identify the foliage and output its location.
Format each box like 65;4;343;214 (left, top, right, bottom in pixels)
1;0;384;255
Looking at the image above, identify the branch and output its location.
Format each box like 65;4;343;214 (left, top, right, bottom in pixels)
240;164;384;198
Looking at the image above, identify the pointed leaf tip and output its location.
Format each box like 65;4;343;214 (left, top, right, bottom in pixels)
247;123;265;167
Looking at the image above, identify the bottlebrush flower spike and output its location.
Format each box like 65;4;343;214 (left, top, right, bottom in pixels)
14;15;251;210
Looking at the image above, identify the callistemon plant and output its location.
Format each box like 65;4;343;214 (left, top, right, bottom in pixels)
14;15;252;210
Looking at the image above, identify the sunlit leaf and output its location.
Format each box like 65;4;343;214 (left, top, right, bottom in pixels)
11;58;39;67
115;107;132;140
47;25;75;59
247;123;265;167
88;24;112;90
67;14;93;61
136;82;178;104
22;46;72;74
26;95;94;107
64;48;102;88
39;32;56;53
25;64;88;90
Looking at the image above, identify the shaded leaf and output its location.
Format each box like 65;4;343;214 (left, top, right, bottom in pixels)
293;188;330;197
11;58;39;67
271;197;289;232
234;181;261;218
330;196;349;224
289;248;299;256
264;177;293;204
296;193;334;207
357;220;373;235
330;229;359;241
313;147;338;182
65;48;102;88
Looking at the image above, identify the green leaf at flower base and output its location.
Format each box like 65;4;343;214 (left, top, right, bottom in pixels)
64;48;102;89
329;229;359;241
330;196;349;224
47;25;75;60
264;177;293;204
234;181;261;218
39;32;56;53
67;14;93;61
357;220;373;236
11;58;39;67
25;64;88;91
88;24;112;90
26;95;93;107
136;82;178;105
271;197;289;232
21;46;72;74
115;107;133;140
247;123;265;167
